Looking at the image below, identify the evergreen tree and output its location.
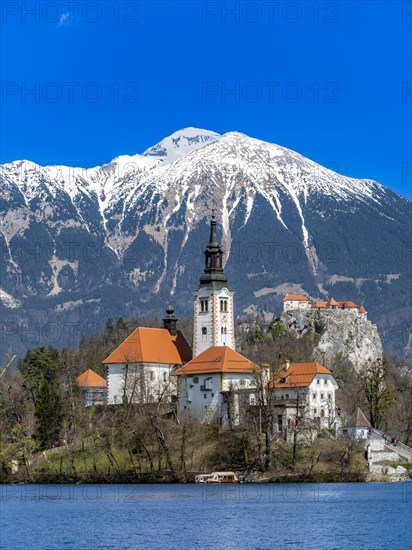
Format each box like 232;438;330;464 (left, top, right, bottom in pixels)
116;317;129;333
18;346;64;450
34;378;63;450
19;347;57;406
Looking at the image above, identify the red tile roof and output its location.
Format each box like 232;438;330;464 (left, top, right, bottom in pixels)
173;346;258;375
269;362;333;388
342;301;358;308
102;327;191;365
287;294;362;311
312;301;328;308
283;294;310;302
358;305;367;313
171;331;193;363
76;369;106;387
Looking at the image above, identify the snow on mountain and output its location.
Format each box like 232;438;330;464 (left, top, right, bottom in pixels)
0;128;410;362
142;127;220;163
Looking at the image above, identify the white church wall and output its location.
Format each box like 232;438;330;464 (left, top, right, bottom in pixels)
178;373;222;422
107;362;176;404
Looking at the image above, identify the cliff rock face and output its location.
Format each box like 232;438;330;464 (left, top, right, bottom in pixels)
281;309;383;372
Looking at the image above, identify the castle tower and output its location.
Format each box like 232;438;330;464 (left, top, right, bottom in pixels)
193;214;235;356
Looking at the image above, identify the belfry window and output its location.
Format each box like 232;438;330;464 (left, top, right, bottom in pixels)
200;299;209;313
220;299;228;312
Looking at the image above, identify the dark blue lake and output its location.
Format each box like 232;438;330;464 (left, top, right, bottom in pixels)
1;483;411;549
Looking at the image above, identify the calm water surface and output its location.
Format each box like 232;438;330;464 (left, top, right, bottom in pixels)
0;483;411;549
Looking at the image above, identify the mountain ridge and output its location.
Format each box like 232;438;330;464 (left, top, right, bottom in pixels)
1;128;410;363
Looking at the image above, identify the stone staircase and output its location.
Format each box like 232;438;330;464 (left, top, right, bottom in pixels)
370;428;412;462
367;429;412;480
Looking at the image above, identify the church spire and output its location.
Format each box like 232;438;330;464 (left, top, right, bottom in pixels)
198;213;229;290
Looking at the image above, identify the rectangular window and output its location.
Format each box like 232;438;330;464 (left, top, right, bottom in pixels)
163;372;167;382
204;394;207;399
320;393;324;400
313;408;317;415
316;379;320;385
285;393;289;400
193;377;199;384
324;379;327;385
312;393;316;399
220;299;228;312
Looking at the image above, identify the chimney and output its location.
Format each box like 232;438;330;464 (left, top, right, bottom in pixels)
285;359;291;371
163;305;178;336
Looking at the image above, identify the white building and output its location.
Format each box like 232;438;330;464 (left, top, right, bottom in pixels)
345;407;372;440
283;294;312;312
193;214;235;356
103;308;192;405
75;368;107;406
269;361;339;432
174;345;258;425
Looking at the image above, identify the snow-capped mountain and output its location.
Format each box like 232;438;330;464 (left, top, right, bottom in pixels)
142;127;220;163
1;128;411;362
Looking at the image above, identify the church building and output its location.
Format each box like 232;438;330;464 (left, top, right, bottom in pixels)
103;307;192;405
175;214;260;424
102;213;338;435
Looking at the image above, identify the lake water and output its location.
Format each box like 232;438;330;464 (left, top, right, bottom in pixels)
0;483;411;549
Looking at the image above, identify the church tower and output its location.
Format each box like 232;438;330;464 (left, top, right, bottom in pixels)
193;214;235;357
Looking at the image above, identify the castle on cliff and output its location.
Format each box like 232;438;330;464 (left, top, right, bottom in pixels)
283;294;367;318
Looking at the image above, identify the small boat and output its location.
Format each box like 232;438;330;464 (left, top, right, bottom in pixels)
195;474;213;484
205;471;238;484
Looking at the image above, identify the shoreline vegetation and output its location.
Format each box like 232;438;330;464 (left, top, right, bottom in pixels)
1;316;411;485
3;426;369;485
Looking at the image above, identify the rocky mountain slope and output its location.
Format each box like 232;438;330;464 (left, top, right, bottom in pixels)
1;128;410;362
280;309;383;373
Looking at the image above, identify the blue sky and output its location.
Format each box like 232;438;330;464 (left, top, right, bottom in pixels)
1;1;411;197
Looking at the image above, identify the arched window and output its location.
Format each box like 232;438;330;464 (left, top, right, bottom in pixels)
202;327;207;335
320;409;325;418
